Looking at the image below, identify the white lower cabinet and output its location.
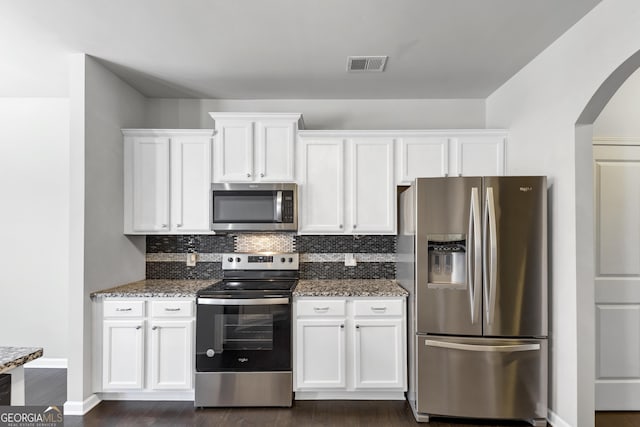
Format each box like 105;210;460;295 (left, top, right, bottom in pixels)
97;299;194;398
294;297;406;399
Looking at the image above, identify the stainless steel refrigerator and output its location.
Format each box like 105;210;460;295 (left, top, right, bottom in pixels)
397;176;547;427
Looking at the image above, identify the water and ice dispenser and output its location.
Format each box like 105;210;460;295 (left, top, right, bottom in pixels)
427;236;466;289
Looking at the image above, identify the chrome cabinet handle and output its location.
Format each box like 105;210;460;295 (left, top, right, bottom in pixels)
176;224;182;228
152;326;158;330
371;307;387;312
116;307;132;312
161;224;168;228
246;173;251;178
313;306;330;312
260;173;265;178
135;325;141;330
164;308;181;312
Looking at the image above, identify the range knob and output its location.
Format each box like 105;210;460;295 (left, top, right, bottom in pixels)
280;257;286;263
227;257;233;263
206;349;215;358
236;257;241;263
288;257;294;263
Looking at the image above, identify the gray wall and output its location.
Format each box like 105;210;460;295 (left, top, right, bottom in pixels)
145;98;486;130
0;98;69;360
67;54;147;406
594;66;640;137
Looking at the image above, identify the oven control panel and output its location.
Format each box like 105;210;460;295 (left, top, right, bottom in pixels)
222;253;299;270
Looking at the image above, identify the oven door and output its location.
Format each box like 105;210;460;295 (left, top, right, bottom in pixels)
196;297;291;372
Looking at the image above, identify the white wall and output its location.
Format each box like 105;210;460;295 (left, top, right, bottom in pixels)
0;98;69;359
594;66;640;137
66;54;146;409
486;1;640;426
145;98;486;129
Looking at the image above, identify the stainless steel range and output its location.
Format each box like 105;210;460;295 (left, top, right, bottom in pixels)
194;253;298;407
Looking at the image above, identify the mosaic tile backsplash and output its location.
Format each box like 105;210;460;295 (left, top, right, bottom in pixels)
146;234;395;280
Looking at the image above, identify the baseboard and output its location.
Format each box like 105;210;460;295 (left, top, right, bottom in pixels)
63;394;101;415
25;358;68;369
97;390;194;401
295;391;406;400
547;409;571;427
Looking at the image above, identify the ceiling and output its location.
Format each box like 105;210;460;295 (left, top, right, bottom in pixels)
1;0;601;99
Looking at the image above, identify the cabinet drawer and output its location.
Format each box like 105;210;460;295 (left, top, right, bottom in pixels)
353;299;403;317
297;300;346;317
150;300;194;318
103;300;145;318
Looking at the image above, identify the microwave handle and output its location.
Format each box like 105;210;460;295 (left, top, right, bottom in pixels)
275;190;283;222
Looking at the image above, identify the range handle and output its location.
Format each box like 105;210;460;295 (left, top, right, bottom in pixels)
197;297;289;306
424;339;540;353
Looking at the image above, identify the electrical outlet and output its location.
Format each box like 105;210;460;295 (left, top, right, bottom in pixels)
186;252;197;267
345;253;357;267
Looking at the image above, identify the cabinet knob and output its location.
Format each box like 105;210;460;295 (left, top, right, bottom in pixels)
152;326;158;330
340;324;345;329
356;325;360;329
339;224;343;229
161;224;168;228
135;325;141;330
353;224;357;229
260;173;265;178
247;173;251;178
176;224;182;228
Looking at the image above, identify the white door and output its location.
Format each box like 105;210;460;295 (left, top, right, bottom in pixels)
295;318;346;389
396;136;449;184
594;144;640;409
148;319;194;390
350;138;395;234
131;137;171;232
255;120;296;182
102;320;145;390
214;120;254;182
171;137;211;232
298;138;345;233
451;134;505;176
352;318;405;389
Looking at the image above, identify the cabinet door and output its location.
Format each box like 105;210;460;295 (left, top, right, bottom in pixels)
352;318;405;389
298;138;345;233
213;120;254;182
171;137;211;232
594;145;640;409
350;138;395;234
131;137;171;232
450;134;505;176
102;320;145;390
149;319;194;390
396;136;449;184
255;120;296;182
295;318;346;389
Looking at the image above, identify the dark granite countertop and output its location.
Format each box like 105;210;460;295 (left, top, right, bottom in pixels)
90;280;218;299
293;279;408;297
0;347;43;374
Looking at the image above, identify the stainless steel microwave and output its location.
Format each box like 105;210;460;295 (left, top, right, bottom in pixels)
211;183;297;232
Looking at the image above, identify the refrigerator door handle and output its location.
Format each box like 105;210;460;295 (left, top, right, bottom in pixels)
484;187;498;325
468;187;481;324
424;339;540;353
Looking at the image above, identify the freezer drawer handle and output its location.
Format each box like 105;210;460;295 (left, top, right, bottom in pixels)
424;339;540;353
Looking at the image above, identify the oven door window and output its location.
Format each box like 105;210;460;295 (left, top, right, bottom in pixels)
196;303;291;372
212;191;276;223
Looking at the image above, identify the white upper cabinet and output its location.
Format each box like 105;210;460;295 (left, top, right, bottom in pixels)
298;137;345;233
396;135;449;184
450;132;506;177
298;132;395;235
123;129;213;235
210;113;303;183
350;138;395;234
395;131;507;185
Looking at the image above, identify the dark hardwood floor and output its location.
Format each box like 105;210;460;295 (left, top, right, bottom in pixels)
23;368;640;426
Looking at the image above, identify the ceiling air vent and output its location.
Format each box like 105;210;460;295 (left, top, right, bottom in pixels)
347;56;388;72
